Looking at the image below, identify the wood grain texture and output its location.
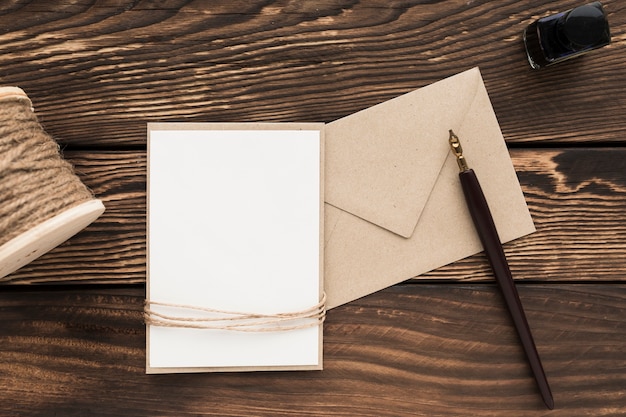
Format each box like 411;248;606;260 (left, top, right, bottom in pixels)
0;0;624;147
424;147;626;283
3;147;626;284
0;284;623;416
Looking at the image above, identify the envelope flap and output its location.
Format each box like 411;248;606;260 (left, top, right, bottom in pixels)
324;68;483;238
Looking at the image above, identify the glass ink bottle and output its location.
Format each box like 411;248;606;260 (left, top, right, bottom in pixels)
523;2;610;69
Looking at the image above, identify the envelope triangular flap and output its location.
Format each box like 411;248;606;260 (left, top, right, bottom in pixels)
324;68;482;238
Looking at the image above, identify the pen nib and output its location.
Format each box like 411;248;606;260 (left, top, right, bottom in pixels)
448;130;469;172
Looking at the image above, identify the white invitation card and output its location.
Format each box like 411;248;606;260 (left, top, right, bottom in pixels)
146;123;324;373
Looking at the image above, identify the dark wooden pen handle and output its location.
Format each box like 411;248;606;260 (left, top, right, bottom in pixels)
459;169;554;409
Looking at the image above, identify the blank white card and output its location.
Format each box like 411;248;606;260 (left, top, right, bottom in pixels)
147;123;323;373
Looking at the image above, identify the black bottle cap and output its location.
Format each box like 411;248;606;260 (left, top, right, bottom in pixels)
563;3;607;47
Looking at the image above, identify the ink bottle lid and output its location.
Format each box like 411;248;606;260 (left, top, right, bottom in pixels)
523;2;610;69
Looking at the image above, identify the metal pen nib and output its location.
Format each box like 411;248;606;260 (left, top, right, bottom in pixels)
449;130;554;409
448;129;468;171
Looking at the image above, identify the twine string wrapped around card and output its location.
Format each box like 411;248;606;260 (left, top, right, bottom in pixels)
144;293;326;332
0;87;105;281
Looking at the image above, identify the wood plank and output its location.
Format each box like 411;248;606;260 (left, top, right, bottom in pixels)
425;147;626;282
0;0;623;147
0;284;623;416
3;146;626;284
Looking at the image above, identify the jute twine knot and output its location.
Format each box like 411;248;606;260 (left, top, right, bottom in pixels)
144;293;326;332
0;93;94;249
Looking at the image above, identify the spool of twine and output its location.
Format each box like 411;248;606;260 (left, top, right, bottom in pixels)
0;87;105;280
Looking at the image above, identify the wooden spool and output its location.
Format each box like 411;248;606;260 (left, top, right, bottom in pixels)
0;87;105;280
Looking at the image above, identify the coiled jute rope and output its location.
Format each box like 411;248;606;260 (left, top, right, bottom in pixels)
0;87;105;280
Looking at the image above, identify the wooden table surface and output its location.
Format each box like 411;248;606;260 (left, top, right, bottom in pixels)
1;1;625;415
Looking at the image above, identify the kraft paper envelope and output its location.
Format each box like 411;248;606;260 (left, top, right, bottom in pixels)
323;67;536;309
145;67;534;373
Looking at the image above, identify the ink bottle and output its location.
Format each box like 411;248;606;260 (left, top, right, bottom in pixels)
523;2;610;69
